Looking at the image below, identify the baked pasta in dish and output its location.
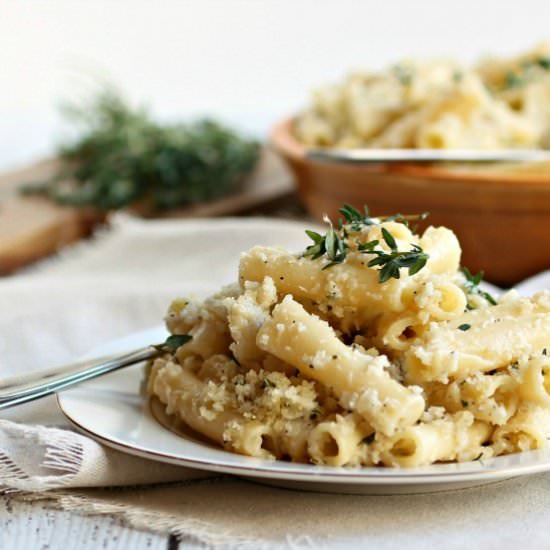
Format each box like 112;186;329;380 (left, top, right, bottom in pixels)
294;43;550;150
146;206;550;467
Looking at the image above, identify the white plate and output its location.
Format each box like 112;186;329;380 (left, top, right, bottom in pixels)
58;323;550;495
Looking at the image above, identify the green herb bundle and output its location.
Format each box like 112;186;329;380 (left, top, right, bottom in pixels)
23;91;260;211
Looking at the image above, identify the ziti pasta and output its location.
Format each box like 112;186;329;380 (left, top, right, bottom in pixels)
146;205;550;467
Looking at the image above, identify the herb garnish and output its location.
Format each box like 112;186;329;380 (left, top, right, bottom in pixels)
22;89;259;211
504;71;524;89
458;324;471;332
461;267;497;306
303;205;430;283
500;57;550;90
366;227;429;283
303;219;349;269
155;334;192;353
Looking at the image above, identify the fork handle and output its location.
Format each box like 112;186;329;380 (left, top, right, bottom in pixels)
0;346;160;410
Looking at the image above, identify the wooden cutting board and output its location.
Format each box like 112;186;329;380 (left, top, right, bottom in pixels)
0;149;296;275
0;159;105;275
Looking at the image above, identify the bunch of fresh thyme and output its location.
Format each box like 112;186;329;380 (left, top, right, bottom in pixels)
22;90;259;211
303;204;430;283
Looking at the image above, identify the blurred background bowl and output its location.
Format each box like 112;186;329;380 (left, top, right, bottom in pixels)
272;117;550;286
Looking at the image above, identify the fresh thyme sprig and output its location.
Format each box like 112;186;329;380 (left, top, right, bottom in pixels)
303;205;430;283
364;227;429;283
303;218;349;268
461;267;497;307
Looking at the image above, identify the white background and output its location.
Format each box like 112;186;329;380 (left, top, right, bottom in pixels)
1;0;549;170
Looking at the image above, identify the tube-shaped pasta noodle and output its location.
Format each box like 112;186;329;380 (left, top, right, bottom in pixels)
176;315;231;361
419;227;461;275
375;412;491;467
149;359;237;447
413;278;467;322
404;291;550;383
374;314;419;352
228;414;315;462
359;221;416;250
226;421;279;459
226;277;278;368
275;418;314;462
152;360;298;460
493;404;550;455
426;373;518;425
240;245;410;324
308;413;373;466
240;224;463;330
518;355;550;408
169;291;236;361
165;285;241;335
257;296;425;435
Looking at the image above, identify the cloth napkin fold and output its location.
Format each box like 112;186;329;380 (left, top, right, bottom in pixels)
3;214;550;549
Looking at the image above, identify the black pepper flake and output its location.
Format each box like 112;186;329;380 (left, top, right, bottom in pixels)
458;323;471;331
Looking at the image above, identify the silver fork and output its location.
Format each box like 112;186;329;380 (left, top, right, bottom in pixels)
0;346;160;410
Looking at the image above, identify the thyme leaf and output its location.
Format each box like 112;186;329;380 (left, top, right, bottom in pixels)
303;204;429;283
367;243;429;283
461;267;497;306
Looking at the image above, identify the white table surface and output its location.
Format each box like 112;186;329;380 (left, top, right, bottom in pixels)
0;499;170;550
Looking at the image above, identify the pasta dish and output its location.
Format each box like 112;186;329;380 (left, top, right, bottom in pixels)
146;205;550;467
294;44;550;150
